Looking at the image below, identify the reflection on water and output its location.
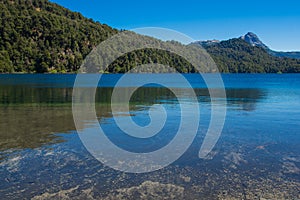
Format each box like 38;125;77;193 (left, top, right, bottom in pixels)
0;86;265;151
0;106;72;150
0;74;299;199
226;89;266;111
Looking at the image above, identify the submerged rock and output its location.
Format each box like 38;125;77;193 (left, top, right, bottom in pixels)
104;181;184;200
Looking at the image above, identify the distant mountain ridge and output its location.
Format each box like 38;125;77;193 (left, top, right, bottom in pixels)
269;50;300;59
194;32;300;59
241;32;300;59
196;40;220;48
191;34;300;73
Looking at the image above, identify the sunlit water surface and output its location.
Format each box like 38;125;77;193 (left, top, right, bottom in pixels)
0;74;299;199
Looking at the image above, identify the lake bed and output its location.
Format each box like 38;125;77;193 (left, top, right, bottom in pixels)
0;74;299;199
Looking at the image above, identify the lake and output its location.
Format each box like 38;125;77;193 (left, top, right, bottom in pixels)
0;74;299;199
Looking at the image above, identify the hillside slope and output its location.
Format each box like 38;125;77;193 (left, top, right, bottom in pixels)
240;32;300;59
0;0;118;73
0;0;299;73
192;38;300;73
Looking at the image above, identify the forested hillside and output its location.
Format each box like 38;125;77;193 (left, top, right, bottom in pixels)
0;0;300;73
196;39;300;73
0;0;118;73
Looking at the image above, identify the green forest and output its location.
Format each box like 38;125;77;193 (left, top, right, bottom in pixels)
0;0;118;73
0;0;300;73
202;39;300;73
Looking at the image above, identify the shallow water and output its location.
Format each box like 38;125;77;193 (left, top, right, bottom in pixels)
0;74;299;199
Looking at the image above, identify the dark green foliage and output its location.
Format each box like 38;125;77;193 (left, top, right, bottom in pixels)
107;48;195;73
0;0;118;73
203;39;300;73
0;50;13;72
0;0;299;73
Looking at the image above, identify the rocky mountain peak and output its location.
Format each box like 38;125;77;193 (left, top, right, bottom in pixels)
240;32;268;49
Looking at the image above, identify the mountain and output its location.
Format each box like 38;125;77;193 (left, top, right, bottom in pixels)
191;38;300;73
240;32;300;59
0;0;118;73
196;40;220;48
240;32;269;49
0;0;299;73
195;32;300;60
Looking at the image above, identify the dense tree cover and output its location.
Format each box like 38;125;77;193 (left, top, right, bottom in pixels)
107;38;300;73
0;0;118;73
0;0;197;73
202;39;300;73
107;48;196;73
0;0;299;73
79;31;212;73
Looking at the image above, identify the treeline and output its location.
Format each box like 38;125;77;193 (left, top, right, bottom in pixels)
102;38;300;73
107;48;196;73
0;0;300;73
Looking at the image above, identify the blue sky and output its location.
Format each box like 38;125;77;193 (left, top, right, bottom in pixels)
50;0;300;51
